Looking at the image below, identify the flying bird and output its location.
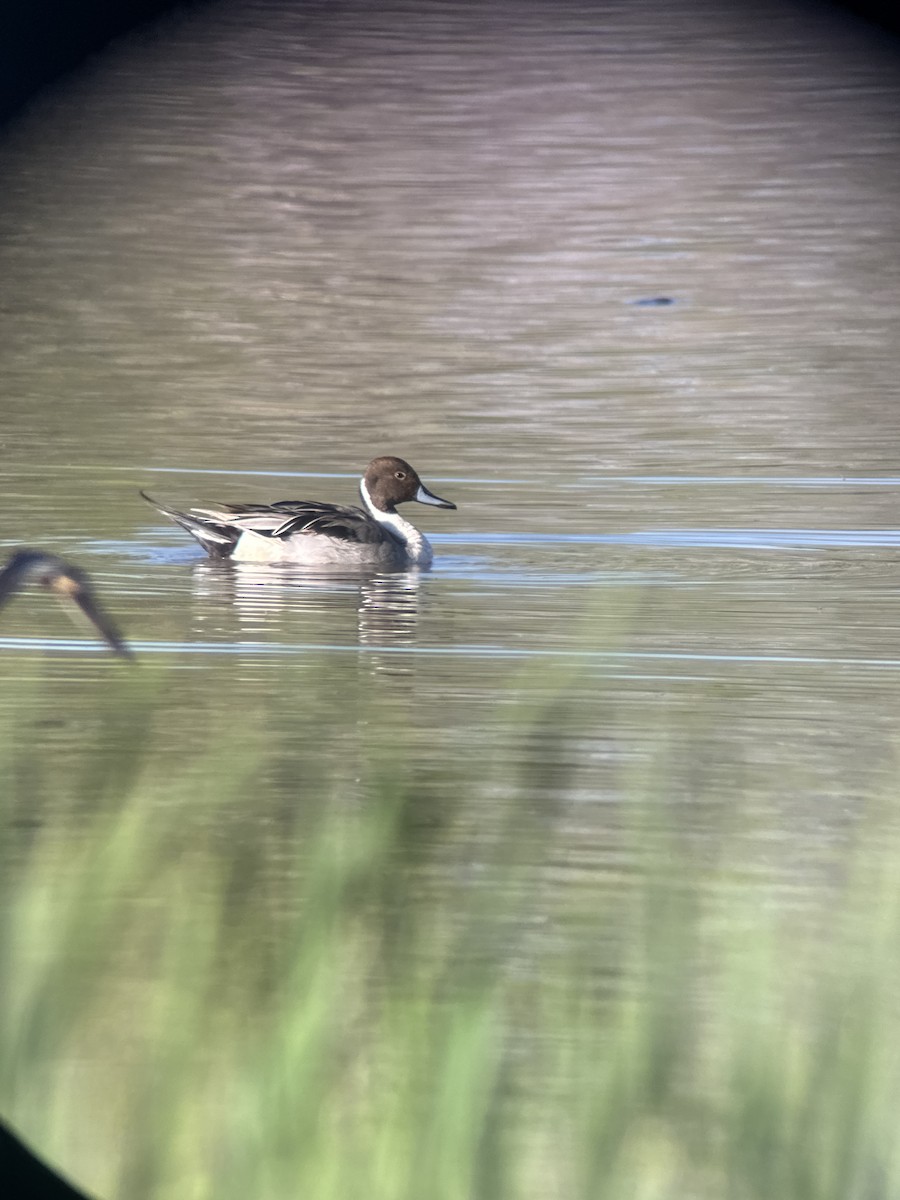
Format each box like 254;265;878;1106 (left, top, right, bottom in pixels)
0;549;132;659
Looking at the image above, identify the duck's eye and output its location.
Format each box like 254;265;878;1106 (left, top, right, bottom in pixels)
394;470;407;480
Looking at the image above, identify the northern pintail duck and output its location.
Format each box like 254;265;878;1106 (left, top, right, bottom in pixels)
141;456;457;568
0;549;132;658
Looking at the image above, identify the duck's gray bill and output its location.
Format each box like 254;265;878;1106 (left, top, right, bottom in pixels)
415;484;456;510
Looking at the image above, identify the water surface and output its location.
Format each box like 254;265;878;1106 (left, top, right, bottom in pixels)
1;0;900;1192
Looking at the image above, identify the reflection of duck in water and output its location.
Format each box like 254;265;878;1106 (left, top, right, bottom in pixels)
142;456;456;568
358;572;422;649
189;561;425;651
0;549;132;658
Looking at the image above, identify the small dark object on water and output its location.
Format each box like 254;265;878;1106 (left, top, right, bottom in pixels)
0;548;133;659
629;296;676;307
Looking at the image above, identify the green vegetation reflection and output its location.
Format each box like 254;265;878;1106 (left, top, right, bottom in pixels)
1;662;900;1200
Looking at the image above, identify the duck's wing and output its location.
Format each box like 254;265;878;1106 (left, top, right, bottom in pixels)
142;492;392;552
266;501;391;544
187;500;390;545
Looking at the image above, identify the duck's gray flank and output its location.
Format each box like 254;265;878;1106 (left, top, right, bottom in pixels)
141;455;457;568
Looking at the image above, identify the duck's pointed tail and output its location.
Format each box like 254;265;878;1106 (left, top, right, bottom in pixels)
140;491;238;559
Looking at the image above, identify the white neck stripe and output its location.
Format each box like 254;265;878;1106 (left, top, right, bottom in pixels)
359;477;386;518
359;477;433;565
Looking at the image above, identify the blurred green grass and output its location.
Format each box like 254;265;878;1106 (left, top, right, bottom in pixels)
1;662;900;1200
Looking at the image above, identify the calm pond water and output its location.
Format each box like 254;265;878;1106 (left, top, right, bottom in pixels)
2;0;900;1192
